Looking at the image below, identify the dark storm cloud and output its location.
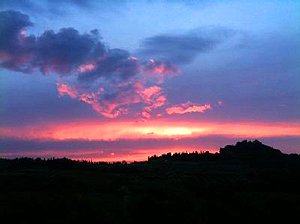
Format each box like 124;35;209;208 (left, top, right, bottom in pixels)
0;10;35;72
0;10;32;41
34;28;105;75
0;10;140;81
139;27;234;64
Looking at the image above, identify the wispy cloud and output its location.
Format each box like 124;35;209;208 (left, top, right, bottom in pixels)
57;81;167;119
138;27;235;64
166;102;211;115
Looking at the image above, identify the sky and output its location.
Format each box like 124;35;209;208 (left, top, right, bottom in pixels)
0;0;299;161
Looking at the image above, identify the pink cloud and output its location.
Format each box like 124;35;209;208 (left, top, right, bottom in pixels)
57;83;127;118
166;102;212;115
139;86;162;103
78;63;96;73
138;85;167;118
139;86;166;110
57;83;78;99
57;81;211;119
144;59;178;75
56;81;168;119
142;58;179;83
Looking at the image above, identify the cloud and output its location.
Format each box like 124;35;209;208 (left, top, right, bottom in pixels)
0;10;212;119
138;85;167;118
57;81;167;119
0;10;178;81
0;11;103;74
0;10;35;72
142;58;179;83
0;10;141;80
142;58;178;75
57;83;78;99
166;102;211;115
77;48;140;82
34;28;106;75
138;27;234;64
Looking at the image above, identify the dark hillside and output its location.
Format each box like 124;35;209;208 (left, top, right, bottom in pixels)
1;140;300;224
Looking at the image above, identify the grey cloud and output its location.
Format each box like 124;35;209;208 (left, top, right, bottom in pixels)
138;27;235;64
78;48;139;82
34;28;105;75
0;10;139;81
0;10;35;72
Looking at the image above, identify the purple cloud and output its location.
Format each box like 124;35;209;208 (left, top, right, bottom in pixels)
0;10;213;119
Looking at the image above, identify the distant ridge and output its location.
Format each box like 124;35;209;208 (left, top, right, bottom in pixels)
148;140;289;161
219;140;283;159
1;140;298;166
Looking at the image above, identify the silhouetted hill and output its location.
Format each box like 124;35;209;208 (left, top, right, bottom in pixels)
220;140;283;159
148;140;295;162
1;140;300;224
1;140;297;168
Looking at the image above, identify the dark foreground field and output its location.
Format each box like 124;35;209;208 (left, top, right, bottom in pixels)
1;140;300;224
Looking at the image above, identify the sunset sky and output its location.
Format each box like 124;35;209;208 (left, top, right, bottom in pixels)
0;0;299;161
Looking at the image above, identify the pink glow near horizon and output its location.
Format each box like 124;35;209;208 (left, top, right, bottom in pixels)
69;147;220;162
1;120;299;141
0;147;219;162
1;119;299;161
